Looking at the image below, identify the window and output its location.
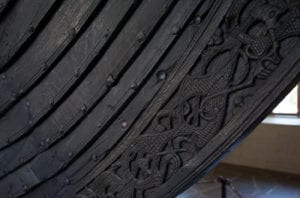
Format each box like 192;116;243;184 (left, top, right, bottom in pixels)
272;83;300;116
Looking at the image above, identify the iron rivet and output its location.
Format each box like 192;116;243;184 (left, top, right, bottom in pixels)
40;141;45;147
81;104;87;112
170;25;180;35
91;154;97;162
121;120;128;128
25;101;30;107
137;32;145;42
194;15;201;24
42;63;48;71
68;152;73;157
29;26;35;32
104;29;110;38
74;72;79;78
96;123;102;128
28;120;33;125
157;70;167;81
23;184;28;190
65;178;70;185
1;74;6;80
19;89;24;94
130;82;137;90
49;99;54;106
45;138;50;143
74;68;80;78
70;28;76;36
106;75;115;87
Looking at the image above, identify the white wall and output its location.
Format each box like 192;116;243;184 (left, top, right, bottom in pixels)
222;121;300;175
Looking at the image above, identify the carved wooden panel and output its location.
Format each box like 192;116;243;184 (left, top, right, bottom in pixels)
0;0;299;197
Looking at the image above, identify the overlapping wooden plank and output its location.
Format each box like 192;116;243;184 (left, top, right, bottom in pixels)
19;1;208;197
78;2;228;193
0;0;299;197
0;0;138;178
0;0;59;72
0;0;178;196
0;0;136;150
81;1;300;197
0;0;106;113
25;7;215;198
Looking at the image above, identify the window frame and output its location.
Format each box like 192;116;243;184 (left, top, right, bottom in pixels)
298;83;300;116
270;82;300;117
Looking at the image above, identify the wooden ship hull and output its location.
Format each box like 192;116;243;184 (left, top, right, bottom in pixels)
0;0;299;197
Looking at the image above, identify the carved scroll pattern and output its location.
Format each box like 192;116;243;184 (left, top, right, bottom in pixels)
86;0;300;197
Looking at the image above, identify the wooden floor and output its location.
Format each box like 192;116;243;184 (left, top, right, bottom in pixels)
178;163;300;198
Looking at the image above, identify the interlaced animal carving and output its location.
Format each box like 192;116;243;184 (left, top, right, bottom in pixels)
86;1;300;197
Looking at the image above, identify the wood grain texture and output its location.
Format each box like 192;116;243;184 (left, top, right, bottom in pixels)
0;0;299;197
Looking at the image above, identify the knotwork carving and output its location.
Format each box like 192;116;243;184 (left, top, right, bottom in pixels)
85;1;300;197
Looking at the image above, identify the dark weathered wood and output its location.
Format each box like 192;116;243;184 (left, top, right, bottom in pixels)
0;0;200;183
0;0;106;114
24;1;213;197
0;0;17;22
0;0;130;150
0;0;299;197
77;0;300;197
0;0;60;72
0;0;179;196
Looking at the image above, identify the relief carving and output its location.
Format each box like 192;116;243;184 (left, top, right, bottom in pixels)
84;0;300;197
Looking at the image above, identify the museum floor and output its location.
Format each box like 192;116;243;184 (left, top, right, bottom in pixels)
178;163;300;198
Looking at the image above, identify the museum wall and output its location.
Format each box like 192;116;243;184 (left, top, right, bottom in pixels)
222;122;300;175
